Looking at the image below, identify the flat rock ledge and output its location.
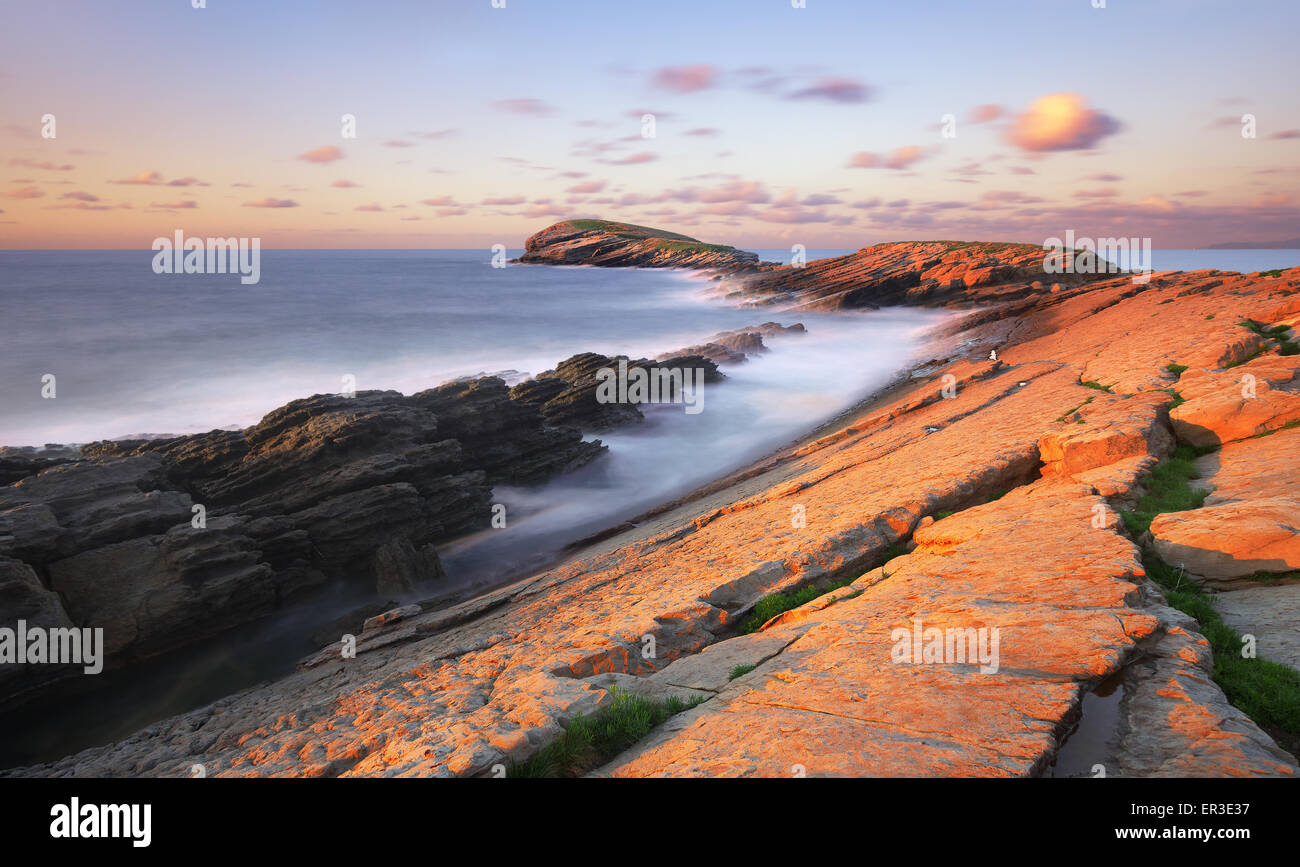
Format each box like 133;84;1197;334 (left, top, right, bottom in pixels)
8;261;1300;778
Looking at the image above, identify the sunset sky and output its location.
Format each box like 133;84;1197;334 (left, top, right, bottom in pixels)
1;0;1296;249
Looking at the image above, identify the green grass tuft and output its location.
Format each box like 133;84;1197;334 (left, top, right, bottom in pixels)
507;688;706;777
739;575;857;634
1080;380;1113;392
1142;553;1300;754
728;664;756;681
1118;445;1215;537
1165;363;1189;377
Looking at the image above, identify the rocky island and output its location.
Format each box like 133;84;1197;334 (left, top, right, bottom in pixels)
3;221;1299;778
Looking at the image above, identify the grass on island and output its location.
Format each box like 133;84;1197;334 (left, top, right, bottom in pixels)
507;688;706;778
1258;268;1285;278
1080;379;1114;392
1118;444;1216;537
1165;362;1189;377
728;664;756;681
1142;552;1300;756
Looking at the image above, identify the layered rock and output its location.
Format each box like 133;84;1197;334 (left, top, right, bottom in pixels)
7;237;1300;779
516;219;762;271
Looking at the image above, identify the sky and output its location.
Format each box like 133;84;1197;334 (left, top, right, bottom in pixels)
0;0;1297;250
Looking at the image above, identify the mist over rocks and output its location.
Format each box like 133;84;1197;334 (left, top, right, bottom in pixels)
0;319;784;705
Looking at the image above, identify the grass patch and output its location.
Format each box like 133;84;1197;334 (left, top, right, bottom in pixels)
728;664;756;681
1205;313;1216;320
1080;380;1113;392
1279;340;1299;356
933;510;954;520
1162;388;1186;410
740;578;850;634
1056;395;1095;423
1142;553;1300;756
1224;348;1264;369
1164;363;1189;377
1118;445;1215;537
1258;268;1285;278
507;688;706;777
985;488;1011;502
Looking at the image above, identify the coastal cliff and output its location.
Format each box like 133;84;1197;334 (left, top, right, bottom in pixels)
5;222;1300;778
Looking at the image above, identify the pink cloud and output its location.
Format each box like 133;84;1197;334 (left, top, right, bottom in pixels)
355;203;384;211
8;157;74;171
603;152;658;165
968;104;1005;124
4;185;44;198
566;180;606;194
482;195;527;205
60;191;99;202
492;98;555;115
685;128;720;136
652;64;718;93
1005;93;1122;152
297;146;345;163
243;197;299;208
166;176;208;187
787;77;872;104
331;179;360;188
110;170;163;185
849;146;928;170
152;200;198;209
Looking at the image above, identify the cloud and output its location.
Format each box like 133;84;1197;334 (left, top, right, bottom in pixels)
482;195;527;205
331;179;360;188
493;98;555;115
8;157;73;171
166;176;208;186
652;64;718;93
1005;93;1122;152
243;197;299;208
1136;194;1181;214
420;196;462;207
60;191;99;202
152;200;198;209
4;185;44;198
800;193;842;206
685;127;720;136
355;203;384;211
297;146;344;163
602;152;657;165
384;140;414;147
1272;129;1300;140
1086;172;1124;182
566;180;606;194
967;104;1005;124
786;77;872;104
417;128;459;139
1073;187;1119;198
110;170;163;185
847;145;928;170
